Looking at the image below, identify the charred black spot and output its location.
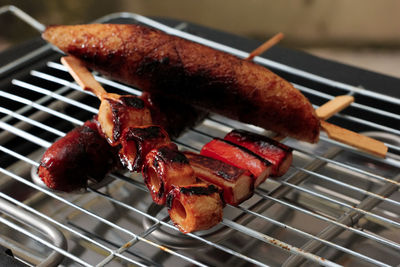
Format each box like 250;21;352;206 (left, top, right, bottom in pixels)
126;126;164;141
107;52;115;60
185;152;244;181
171;152;189;164
166;192;174;209
80;125;96;134
120;96;145;109
145;126;164;138
230;129;292;152
216;170;235;180
157;181;164;199
180;185;219;196
158;146;188;164
110;102;122;141
136;57;161;76
153;158;159;169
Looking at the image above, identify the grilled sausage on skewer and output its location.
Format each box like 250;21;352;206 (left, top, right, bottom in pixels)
43;24;320;143
38;120;120;192
142;144;197;205
167;183;223;233
184;151;254;206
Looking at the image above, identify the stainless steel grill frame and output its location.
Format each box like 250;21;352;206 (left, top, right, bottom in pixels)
0;5;399;267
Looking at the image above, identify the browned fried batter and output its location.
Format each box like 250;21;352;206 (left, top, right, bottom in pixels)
43;24;320;143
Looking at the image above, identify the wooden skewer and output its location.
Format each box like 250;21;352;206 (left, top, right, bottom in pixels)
320;121;387;158
316;96;387;157
61;56;106;100
316;95;354;120
246;32;284;61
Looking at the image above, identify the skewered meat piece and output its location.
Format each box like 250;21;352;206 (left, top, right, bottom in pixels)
43;24;320;143
119;125;171;172
201;138;271;187
37;120;120;192
224;129;293;177
166;183;223;233
97;93;152;145
142;143;197;205
184;152;254;206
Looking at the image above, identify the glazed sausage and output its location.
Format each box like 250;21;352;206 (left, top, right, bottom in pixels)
42;24;320;143
38;120;120;192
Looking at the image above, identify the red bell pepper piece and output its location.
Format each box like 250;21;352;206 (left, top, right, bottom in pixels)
224;129;293;177
200;138;271;187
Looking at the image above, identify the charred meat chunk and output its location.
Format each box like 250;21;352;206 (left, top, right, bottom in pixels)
97;94;152;145
167;183;223;233
142;143;196;205
119;125;171;172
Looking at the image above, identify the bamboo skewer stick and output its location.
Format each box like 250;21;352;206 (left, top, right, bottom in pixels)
316;96;387;157
320;121;387;158
246;32;284;61
61;56;106;100
316;95;354;120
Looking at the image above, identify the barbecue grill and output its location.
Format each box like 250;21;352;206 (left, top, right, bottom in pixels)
0;5;399;267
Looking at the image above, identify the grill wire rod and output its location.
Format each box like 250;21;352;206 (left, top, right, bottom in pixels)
0;5;399;267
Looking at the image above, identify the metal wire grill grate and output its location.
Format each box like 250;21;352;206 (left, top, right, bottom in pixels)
0;6;399;267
